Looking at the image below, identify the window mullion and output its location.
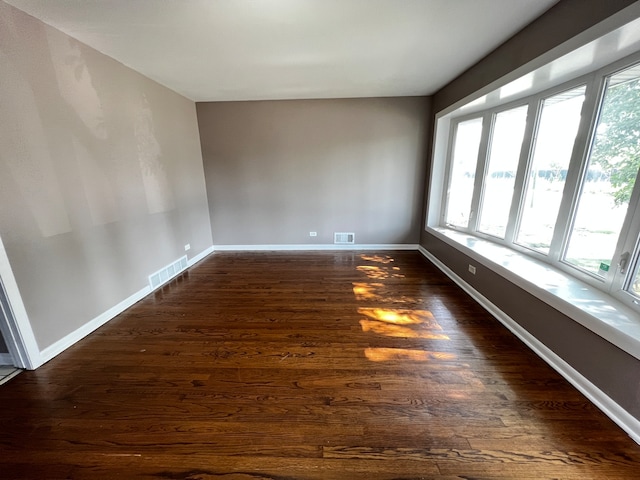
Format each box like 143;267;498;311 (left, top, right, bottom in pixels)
610;167;640;294
505;100;539;244
548;75;602;262
440;121;461;226
467;113;492;232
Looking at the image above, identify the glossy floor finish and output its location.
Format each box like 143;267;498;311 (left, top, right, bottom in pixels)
1;251;639;479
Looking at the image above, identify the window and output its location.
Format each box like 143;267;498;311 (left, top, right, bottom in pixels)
516;86;586;254
565;66;640;279
478;105;528;238
626;256;640;298
438;55;640;312
444;117;483;228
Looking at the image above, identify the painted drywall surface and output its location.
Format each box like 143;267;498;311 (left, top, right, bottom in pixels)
422;236;640;420
0;3;212;350
197;97;429;246
433;0;638;113
421;0;640;424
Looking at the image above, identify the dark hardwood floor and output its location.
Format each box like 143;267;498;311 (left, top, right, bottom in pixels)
1;251;639;479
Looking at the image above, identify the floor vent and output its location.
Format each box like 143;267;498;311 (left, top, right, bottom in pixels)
149;255;188;291
334;232;355;244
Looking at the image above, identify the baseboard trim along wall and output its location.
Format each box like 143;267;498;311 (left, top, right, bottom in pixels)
417;245;640;446
39;285;151;365
188;246;214;266
213;244;419;251
35;244;414;366
39;245;216;367
28;241;640;446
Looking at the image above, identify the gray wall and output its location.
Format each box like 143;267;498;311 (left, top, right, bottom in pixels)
422;0;640;421
424;238;640;419
432;0;639;113
0;3;213;351
198;97;430;246
0;334;7;355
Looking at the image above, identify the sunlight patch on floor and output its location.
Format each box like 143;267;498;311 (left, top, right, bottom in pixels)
355;254;455;363
356;265;405;280
364;347;457;362
358;307;438;326
359;318;449;340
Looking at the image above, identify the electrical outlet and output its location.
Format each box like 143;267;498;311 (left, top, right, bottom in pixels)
309;232;317;237
184;244;191;251
468;264;476;274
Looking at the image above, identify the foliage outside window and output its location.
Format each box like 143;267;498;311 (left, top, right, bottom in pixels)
443;59;640;308
516;86;585;254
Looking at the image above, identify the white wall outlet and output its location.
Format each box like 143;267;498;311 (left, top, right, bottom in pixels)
309;232;317;237
184;244;191;251
468;264;476;274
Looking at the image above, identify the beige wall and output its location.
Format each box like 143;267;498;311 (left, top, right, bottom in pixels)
422;0;640;421
0;3;212;351
198;97;430;246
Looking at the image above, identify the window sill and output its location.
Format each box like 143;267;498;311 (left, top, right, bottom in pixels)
427;227;640;361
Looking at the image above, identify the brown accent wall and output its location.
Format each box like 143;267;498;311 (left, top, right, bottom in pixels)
0;3;212;351
422;0;640;422
198;97;430;246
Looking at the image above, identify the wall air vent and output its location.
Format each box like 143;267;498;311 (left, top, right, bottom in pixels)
148;255;188;291
334;232;355;244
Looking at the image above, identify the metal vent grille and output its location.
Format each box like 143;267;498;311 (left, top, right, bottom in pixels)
334;232;355;244
149;256;188;290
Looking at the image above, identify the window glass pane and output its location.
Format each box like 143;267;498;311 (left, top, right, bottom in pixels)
478;105;528;238
516;87;586;254
627;257;640;298
445;118;482;228
565;65;640;276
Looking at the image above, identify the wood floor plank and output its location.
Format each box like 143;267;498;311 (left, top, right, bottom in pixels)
0;251;638;479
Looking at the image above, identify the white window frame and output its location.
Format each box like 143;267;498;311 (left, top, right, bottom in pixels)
439;51;640;314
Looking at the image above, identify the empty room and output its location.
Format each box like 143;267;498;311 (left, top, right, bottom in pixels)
1;0;640;478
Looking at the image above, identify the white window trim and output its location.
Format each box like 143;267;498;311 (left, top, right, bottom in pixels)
427;226;640;361
426;12;640;361
442;54;640;295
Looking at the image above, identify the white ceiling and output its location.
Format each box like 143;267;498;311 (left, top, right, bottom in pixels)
5;0;560;102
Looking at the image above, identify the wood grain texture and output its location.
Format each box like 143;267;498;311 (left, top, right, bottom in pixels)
0;251;638;479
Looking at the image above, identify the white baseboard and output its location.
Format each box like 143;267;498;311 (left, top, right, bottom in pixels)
0;353;13;365
188;245;214;267
39;285;151;365
31;242;640;444
37;246;215;366
418;245;640;445
213;244;419;252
